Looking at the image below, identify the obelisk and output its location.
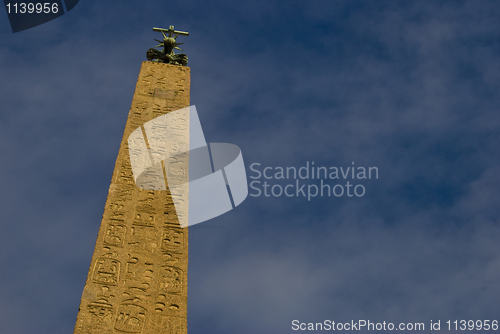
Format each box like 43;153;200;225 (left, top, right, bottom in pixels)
74;61;190;333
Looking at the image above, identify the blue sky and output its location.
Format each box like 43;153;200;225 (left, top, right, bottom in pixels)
0;1;500;333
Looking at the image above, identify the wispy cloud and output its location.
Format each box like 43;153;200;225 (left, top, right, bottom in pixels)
0;0;499;333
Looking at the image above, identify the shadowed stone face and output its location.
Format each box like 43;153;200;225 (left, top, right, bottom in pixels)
74;62;190;334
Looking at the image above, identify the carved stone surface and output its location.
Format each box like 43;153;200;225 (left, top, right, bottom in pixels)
74;62;190;334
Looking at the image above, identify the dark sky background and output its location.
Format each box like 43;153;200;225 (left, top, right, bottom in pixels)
1;1;500;333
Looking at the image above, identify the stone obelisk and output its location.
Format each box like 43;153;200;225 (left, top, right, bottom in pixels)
74;61;190;333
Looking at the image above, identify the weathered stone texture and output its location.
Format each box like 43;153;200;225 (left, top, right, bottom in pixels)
74;62;190;334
